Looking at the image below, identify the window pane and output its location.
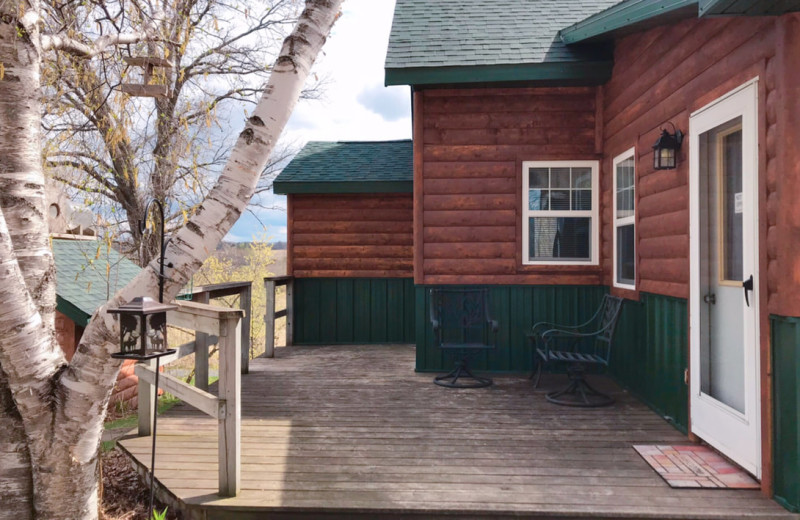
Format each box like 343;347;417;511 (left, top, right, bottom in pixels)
529;217;590;261
616;157;634;190
616;224;635;285
616;188;634;219
572;190;591;211
551;167;570;188
529;189;549;210
616;156;635;220
550;190;570;210
529;168;549;189
572;168;591;189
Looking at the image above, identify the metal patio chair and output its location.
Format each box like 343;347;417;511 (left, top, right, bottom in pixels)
527;295;623;407
430;288;497;388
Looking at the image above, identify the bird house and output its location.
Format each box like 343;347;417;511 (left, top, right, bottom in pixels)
119;56;172;98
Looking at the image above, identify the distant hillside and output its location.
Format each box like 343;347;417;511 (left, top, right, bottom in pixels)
215;242;286;275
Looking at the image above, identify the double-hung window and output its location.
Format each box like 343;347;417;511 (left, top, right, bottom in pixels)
522;161;599;265
613;149;636;288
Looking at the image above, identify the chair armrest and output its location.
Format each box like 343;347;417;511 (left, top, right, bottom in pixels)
533;321;583;333
541;328;594;339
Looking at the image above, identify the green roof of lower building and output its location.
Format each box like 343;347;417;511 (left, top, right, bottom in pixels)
384;0;621;87
273;140;413;195
53;238;141;327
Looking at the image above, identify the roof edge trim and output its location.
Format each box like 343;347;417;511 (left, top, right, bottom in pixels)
385;61;613;87
274;180;413;195
559;0;698;44
56;295;91;328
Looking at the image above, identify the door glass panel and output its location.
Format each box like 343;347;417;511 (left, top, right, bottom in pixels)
699;116;745;414
721;128;743;282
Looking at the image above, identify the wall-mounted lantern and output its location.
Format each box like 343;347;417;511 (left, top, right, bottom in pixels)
652;123;684;170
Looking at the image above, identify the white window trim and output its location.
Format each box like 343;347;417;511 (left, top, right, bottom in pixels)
613;148;636;289
521;160;599;266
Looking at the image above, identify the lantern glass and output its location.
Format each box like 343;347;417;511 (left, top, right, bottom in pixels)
146;312;168;352
120;314;142;354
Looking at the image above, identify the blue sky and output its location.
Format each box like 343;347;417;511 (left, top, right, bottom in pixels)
225;0;411;243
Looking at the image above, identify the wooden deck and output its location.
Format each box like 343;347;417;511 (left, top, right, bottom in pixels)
119;345;797;520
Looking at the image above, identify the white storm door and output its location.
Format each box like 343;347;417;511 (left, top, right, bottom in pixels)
689;79;761;478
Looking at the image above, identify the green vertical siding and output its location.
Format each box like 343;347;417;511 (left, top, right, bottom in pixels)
610;293;689;433
772;315;800;513
293;278;415;344
414;285;608;373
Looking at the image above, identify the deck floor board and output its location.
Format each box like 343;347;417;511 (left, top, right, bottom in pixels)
119;345;797;519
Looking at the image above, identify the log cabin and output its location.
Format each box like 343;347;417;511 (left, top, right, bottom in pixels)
273;0;800;512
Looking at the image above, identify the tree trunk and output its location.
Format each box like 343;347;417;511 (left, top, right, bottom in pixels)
0;1;342;518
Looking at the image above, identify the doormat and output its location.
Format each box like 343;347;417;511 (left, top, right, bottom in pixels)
633;445;759;489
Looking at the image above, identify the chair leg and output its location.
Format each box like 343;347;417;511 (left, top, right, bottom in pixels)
434;359;492;389
545;365;613;407
529;358;543;389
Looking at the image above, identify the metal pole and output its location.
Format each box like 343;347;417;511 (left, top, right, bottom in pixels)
148;356;161;519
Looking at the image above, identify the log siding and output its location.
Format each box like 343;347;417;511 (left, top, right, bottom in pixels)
601;16;778;301
418;87;602;285
288;193;413;278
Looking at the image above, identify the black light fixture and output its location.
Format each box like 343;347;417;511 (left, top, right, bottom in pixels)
107;199;176;519
109;296;176;358
652;122;684;170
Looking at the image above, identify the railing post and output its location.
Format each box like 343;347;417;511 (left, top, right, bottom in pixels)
138;358;156;436
194;291;210;391
264;278;276;358
286;278;294;347
240;283;251;374
218;313;241;497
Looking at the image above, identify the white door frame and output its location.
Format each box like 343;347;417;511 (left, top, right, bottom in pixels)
689;78;761;478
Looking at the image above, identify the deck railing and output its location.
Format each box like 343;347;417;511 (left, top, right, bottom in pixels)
135;300;243;497
264;275;293;357
185;280;252;376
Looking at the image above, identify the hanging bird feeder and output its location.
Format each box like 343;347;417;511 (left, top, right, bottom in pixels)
119;56;172;98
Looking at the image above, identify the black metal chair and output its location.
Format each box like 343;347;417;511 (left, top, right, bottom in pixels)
527;295;623;407
430;288;497;388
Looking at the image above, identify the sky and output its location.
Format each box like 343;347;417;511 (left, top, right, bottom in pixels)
225;0;410;243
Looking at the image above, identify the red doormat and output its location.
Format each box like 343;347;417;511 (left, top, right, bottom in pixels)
633;445;759;489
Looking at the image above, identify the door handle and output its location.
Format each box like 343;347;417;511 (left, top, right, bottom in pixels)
743;275;754;307
703;293;716;305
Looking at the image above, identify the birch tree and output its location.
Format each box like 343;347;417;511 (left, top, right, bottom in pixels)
41;0;308;265
0;1;342;518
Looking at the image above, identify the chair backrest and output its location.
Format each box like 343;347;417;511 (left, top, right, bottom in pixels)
430;288;494;348
594;294;624;359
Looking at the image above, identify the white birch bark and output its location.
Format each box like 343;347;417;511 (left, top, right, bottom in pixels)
0;1;342;518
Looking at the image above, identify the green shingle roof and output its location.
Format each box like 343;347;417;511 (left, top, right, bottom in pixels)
273;140;413;195
53;238;141;327
384;0;621;87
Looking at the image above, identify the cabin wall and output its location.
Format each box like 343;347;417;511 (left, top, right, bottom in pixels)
416;87;601;285
288;193;413;278
605;14;800;504
287;193;415;344
601;16;776;300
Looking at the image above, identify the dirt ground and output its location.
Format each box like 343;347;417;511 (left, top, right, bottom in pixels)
100;448;181;520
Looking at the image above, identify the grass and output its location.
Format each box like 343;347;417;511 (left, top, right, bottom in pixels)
102;393;181;451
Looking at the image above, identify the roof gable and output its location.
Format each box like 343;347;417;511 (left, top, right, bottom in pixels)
384;0;620;87
53;238;141;326
273;140;413;195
